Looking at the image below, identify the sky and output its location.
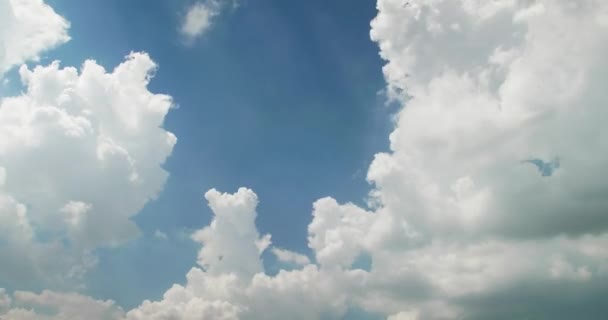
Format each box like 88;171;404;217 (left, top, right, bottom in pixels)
38;0;390;308
1;0;608;320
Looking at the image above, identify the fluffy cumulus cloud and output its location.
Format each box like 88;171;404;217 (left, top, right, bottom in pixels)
0;0;70;75
0;0;177;290
123;1;608;319
364;0;608;317
0;52;176;289
3;0;608;319
191;188;267;278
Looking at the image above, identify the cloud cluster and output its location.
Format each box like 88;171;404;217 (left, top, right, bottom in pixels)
122;1;608;319
126;188;350;320
0;53;177;289
3;0;608;319
0;0;177;290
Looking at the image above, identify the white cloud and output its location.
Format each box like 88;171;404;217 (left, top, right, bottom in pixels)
0;0;177;313
125;188;261;319
125;1;608;319
308;197;375;268
127;189;352;320
0;290;124;320
271;247;310;266
180;1;220;41
3;0;608;319
0;0;70;75
0;52;176;289
368;0;608;241
191;188;268;277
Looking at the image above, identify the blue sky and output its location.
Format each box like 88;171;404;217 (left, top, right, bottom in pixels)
44;0;391;308
2;1;608;319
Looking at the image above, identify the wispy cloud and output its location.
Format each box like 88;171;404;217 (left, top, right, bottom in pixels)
180;1;221;42
154;230;168;240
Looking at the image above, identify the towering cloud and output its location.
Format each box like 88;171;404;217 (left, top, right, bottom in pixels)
127;188;349;320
